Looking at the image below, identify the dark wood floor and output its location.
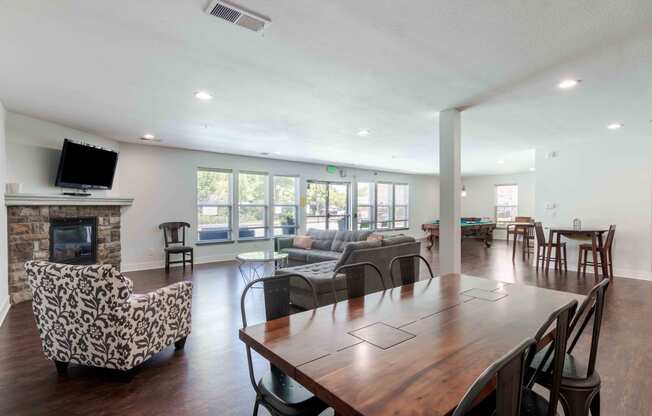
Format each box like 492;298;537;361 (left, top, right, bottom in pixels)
1;241;651;415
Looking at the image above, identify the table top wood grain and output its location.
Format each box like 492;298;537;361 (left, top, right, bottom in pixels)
239;274;584;416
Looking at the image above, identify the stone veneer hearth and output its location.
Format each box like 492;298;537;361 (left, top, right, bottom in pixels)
7;205;121;304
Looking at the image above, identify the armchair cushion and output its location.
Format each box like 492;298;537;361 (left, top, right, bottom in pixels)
25;261;192;371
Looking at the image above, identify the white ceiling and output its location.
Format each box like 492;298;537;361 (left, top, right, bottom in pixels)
1;0;651;174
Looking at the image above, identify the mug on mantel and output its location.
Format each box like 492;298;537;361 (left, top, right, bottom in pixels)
5;183;22;194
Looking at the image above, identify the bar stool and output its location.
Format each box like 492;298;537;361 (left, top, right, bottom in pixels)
578;225;616;279
534;222;567;272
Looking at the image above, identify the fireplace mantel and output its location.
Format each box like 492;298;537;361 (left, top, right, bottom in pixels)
4;193;134;207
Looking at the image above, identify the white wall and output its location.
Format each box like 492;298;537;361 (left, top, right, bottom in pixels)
117;143;438;271
3;112;439;272
5;112;121;195
536;139;652;280
0;100;9;325
461;172;536;239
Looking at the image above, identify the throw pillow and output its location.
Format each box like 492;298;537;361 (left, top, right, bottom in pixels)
367;234;384;242
293;235;313;250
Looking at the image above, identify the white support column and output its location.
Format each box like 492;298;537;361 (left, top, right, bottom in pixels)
438;109;462;274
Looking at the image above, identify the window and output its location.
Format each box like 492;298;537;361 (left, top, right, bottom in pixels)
495;184;518;225
375;182;409;230
238;172;268;239
306;181;350;230
197;169;232;242
273;176;299;236
356;182;373;230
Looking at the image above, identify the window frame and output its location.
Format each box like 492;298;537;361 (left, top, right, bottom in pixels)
355;181;374;230
494;183;519;228
305;180;351;231
272;175;300;237
196;167;234;244
237;171;269;241
373;182;409;231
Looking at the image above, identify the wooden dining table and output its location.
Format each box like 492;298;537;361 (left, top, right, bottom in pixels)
546;228;609;278
239;274;584;416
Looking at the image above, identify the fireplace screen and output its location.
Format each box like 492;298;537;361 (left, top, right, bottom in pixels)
49;217;97;265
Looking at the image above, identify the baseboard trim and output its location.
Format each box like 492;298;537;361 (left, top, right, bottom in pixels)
0;296;10;328
122;254;236;273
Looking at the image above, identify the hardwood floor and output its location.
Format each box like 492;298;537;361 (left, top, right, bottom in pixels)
1;241;651;415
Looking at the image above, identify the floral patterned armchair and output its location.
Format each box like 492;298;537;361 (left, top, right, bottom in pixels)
25;261;192;374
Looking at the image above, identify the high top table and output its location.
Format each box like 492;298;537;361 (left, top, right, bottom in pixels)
546;228;609;278
239;274;583;416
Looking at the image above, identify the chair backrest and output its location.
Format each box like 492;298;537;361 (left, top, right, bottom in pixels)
567;278;609;377
331;262;385;303
452;338;537;416
534;222;547;246
604;224;616;252
159;222;190;247
515;216;533;223
240;274;318;395
529;299;578;416
389;254;435;287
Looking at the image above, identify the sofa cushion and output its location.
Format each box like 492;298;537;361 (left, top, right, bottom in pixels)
381;235;416;246
307;229;337;250
293;235;313;250
306;249;341;263
279;261;346;294
330;230;374;252
280;247;309;263
367;233;384;242
335;239;382;269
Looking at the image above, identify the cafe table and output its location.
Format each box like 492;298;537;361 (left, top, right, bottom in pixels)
546;227;609;278
239;274;583;416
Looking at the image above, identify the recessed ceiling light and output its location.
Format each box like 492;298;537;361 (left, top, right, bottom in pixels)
558;79;581;89
529;167;536;172
194;91;213;101
141;133;155;140
607;123;623;130
497;160;505;164
357;129;370;136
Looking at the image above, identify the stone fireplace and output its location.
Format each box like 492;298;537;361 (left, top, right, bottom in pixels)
7;203;124;304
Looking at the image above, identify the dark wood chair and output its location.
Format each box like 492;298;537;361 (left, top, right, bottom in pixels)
158;222;194;272
534;222;567;272
578;225;616;279
522;299;578;416
529;279;608;416
240;274;329;416
331;261;386;303
389;254;435;287
452;338;537;416
507;216;534;241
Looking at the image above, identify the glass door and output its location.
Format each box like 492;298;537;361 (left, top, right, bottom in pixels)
306;181;350;230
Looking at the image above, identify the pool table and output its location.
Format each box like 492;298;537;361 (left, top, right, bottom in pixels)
422;217;497;249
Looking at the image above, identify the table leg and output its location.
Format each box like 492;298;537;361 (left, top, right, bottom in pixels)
597;232;609;279
512;227;518;263
545;230;554;273
590;234;600;279
556;233;562;271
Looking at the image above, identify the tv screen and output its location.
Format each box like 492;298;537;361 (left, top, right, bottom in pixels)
55;139;119;190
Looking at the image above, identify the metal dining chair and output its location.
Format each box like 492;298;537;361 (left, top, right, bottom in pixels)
330;261;385;303
524;299;578;416
389;254;435;287
452;338;537;416
240;274;329;416
529;279;609;416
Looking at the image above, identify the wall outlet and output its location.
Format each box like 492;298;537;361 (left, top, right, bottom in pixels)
545;151;559;159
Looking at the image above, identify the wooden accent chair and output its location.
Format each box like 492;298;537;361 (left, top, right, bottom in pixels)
529;279;608;416
452;338;536;416
240;274;329;416
159;222;194;271
534;222;567;272
578;225;616;279
25;261;192;375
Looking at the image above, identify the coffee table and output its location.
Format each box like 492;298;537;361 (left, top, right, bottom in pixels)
236;251;289;285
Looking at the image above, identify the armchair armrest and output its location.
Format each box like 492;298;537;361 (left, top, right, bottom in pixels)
116;281;192;369
275;236;294;251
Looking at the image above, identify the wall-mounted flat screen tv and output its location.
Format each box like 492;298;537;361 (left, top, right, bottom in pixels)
55;139;119;190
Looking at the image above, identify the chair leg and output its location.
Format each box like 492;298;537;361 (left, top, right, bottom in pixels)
536;246;540;271
175;336;187;350
252;400;260;416
577;248;583;278
54;360;69;375
560;387;598;416
165;252;170;272
590;391;600;416
190;250;194;271
563;244;568;272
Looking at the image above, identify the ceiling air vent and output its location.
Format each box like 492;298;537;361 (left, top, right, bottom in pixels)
205;0;271;33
